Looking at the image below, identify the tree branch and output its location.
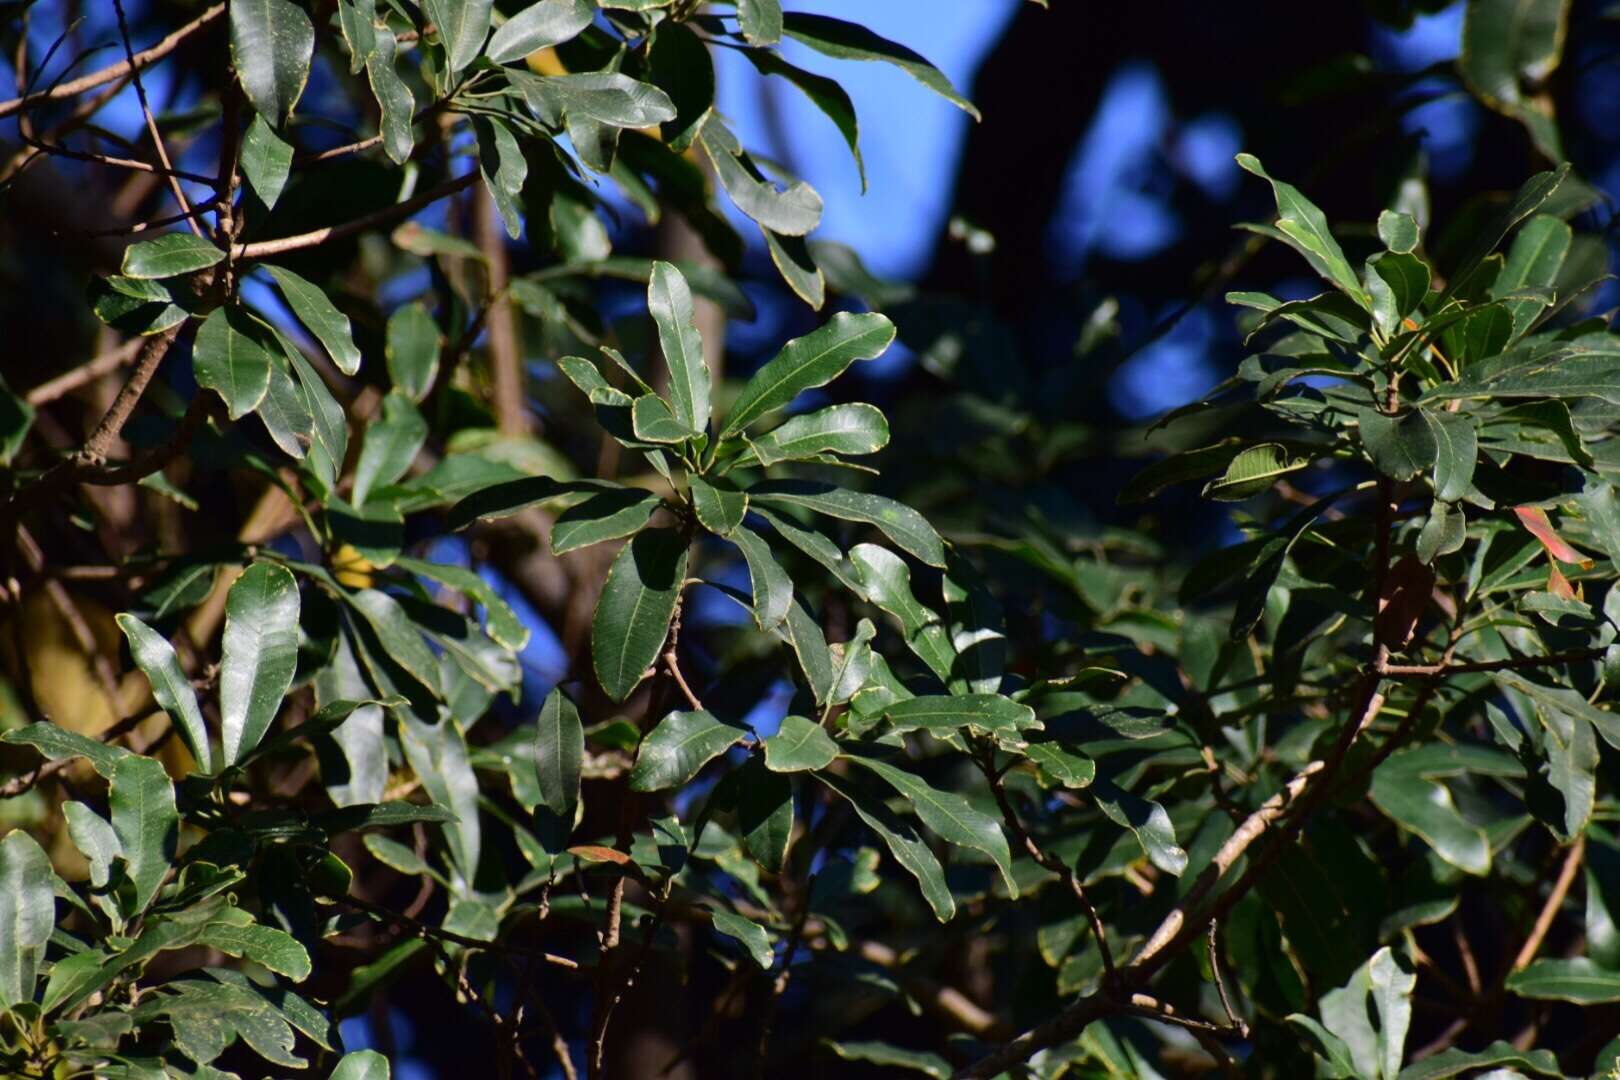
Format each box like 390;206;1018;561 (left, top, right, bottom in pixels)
233;173;478;259
111;0;204;238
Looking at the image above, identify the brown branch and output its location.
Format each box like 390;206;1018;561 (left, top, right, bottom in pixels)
111;0;204;238
476;184;528;435
333;894;580;969
0;4;224;119
1379;647;1608;678
18;132;218;185
1510;835;1585;972
26;338;143;405
233;172;478;259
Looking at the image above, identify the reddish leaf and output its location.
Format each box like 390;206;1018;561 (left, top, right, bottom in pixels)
1513;505;1594;568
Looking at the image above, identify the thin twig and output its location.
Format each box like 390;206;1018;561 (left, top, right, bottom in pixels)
1510;835;1585;972
26;338;143;405
111;0;204;237
1379;647;1607;678
18;131;217;184
233;173;478;259
333;894;580;969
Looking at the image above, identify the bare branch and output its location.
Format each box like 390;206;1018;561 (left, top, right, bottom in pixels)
111;0;205;237
233;173;478;259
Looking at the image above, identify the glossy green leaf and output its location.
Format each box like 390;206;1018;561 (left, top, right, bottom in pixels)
737;0;782;45
220;562;301;765
116;613;212;773
649;261;711;433
746;403;888;466
1236;153;1365;303
749;480;943;567
720;311;894;437
267;266;363;376
629;708;746;791
110;755;179;913
257;353;314;458
398;713;481;884
63;802;119;890
850;543;955;683
474;115;527;239
1311;946;1414;1080
240;113;293;209
737;757;793;873
1416;500;1466;563
366;26;415;164
592;529;689;702
690;474;747;535
386;302;441;402
1091;777;1187;876
229;0;315;124
486;0;594;64
122;232;225;279
1370;750;1490;875
551;488;662;554
631;393;696;443
352;392;428;507
336;0;376;72
1420;409;1477;502
1378;209;1419;254
425;0;492;71
0;830;53;1010
698;120;823;236
1358;408;1435;483
762;714;837;772
710;908;774;968
647;21;713;152
1;723;129;779
764;228;825;309
1494;213;1571;337
1365;251;1430;336
332;1049;392;1080
741;48;863;189
1504;957;1620;1003
849;754;1016;896
1199;442;1310;501
1460;0;1568;158
1443;164;1570;301
547;72;678;127
196;918;312;981
727;523;792;631
816;771;954;921
535;686;583;815
345;588;442;699
882;694;1038;747
448;476;624;529
194;307;274;419
1396;1041;1561;1080
782;13;978;119
1024;741;1096;789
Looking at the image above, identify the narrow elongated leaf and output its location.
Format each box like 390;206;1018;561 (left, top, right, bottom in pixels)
396;557;528;651
762;714;837;772
551;488;662;555
689;474;747;535
336;0;377;72
1024;741;1096;788
196;919;312;980
257;353;314;458
750;480;943;567
267;266;363;376
825;1042;949;1079
220;562;301;764
110;755;179;913
1494;213;1571;337
240;114;293;209
741;48;863;188
1445;165;1571;301
721;312;894;437
425;0;492;71
1370;751;1490;875
882;694;1038;746
648;21;713;152
122;233;225;279
747;403;888;467
229;0;315;123
195;307;274;419
345;588;443;698
398;713;481;884
386;302;441;402
1;723;129;778
535;687;583;815
366;26;415;164
710;908;774;968
737;757;793;873
1236;153;1365;303
1505;957;1620;1003
649;261;711;433
486;0;594;64
728;524;792;630
352;392;428;506
475;115;527;238
0;831;53;1009
849;754;1017;896
1091;777;1188;876
699;121;822;236
592;529;689;702
782;13;977;119
629;708;746;791
1397;1042;1560;1080
117;614;212;773
1421;409;1477;502
850;543;955;683
816;771;954;921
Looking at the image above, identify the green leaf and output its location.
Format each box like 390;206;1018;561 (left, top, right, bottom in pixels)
631;393;697;443
848;754;1017;896
196;918;312;981
352;392;428;507
764;228;825;309
551;489;662;554
737;757;793;873
229;0;315;124
1420;409;1477;502
1396;1041;1561;1080
720;311;895;438
386;302;441;402
1505;957;1620;1003
648;21;714;152
486;0;593;64
689;474;747;536
63;801;119;889
816;771;955;921
474;115;527;239
547;72;678;127
366;26;415;164
1;723;129;778
425;0;492;71
257;353;314;458
1314;946;1414;1080
110;755;179;913
741;48;863;189
1091;777;1187;876
850;543;955;683
1365;251;1431;337
882;694;1038;748
1494;213;1571;338
1495;671;1620;752
397;713;481;884
709;908;775;968
267;266;363;376
737;0;783;45
1358;408;1436;483
332;1049;392;1080
745;403;888;466
447;475;623;529
699;119;822;236
336;0;376;73
1370;750;1491;875
345;588;442;699
727;524;792;631
763;715;837;772
649;261;711;433
1200;442;1310;501
116;614;212;773
1459;0;1568;158
1024;740;1096;789
0;831;53;1010
1236;153;1366;304
782;12;978;119
240;113;293;209
629;709;745;791
535;686;583;815
220;562;301;765
824;1042;950;1079
592;529;690;702
122;232;225;279
1416;500;1466;563
1444;165;1571;301
194;307;274;420
1378;209;1420;254
750;480;944;567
